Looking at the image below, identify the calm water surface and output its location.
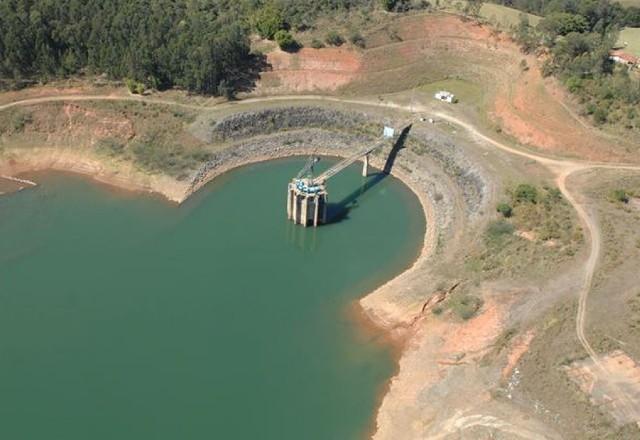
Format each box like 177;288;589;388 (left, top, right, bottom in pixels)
0;158;425;439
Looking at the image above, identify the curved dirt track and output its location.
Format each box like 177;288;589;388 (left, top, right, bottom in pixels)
3;92;640;429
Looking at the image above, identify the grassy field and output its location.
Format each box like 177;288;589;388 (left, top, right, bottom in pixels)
480;3;541;28
438;0;541;28
617;0;640;7
417;79;484;106
618;27;640;57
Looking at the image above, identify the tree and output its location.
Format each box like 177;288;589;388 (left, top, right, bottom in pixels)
497;202;513;218
217;79;235;100
253;4;285;40
538;13;589;39
514;14;539;53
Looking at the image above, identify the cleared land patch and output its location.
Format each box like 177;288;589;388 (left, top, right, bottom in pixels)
618;27;640;58
566;350;640;426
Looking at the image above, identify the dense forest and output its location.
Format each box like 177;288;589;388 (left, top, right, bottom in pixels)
505;0;640;129
0;0;372;95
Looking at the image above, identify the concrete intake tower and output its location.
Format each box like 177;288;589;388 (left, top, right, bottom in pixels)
287;130;394;227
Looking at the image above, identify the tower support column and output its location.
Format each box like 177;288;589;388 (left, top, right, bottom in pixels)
322;194;328;224
287;187;293;220
362;154;369;177
313;195;320;227
292;192;298;224
301;196;309;227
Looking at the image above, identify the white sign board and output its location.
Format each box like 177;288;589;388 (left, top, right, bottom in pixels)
383;126;395;139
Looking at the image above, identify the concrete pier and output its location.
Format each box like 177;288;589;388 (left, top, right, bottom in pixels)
362;154;369;177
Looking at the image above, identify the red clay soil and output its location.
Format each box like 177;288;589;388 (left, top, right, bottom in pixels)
254;47;363;94
492;66;630;162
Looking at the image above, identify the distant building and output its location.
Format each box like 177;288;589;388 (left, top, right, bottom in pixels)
610;50;639;68
434;91;455;103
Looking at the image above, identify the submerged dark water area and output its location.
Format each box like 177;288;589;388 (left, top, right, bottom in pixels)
0;157;425;439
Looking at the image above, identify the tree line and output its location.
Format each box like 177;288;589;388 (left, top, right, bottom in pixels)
0;0;371;95
495;0;640;26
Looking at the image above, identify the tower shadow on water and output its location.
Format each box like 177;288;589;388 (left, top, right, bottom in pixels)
326;124;412;224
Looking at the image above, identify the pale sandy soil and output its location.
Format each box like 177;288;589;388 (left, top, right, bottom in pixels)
566;350;640;426
374;297;562;439
0;148;189;202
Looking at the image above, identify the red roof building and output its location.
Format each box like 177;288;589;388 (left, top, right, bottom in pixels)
610;50;640;67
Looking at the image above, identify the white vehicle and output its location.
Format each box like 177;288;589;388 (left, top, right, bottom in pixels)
434;91;455;103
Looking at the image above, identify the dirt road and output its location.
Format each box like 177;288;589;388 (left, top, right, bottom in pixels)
3;91;640;428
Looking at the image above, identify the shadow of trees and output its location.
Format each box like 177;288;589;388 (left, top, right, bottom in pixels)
233;53;271;95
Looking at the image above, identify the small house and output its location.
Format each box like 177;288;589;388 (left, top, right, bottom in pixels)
610;50;639;68
434;91;455;103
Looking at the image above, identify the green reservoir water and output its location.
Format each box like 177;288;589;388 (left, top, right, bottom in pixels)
0;158;425;439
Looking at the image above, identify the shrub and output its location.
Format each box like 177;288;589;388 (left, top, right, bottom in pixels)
325;31;344;46
349;31;366;48
593;107;608;125
96;137;126;156
611;189;629;203
10;110;32;132
126;78;145;95
451;294;483;320
544;187;562;202
497;202;513;218
274;30;299;52
513;183;538;204
380;0;397;11
310;39;324;49
486;220;515;247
